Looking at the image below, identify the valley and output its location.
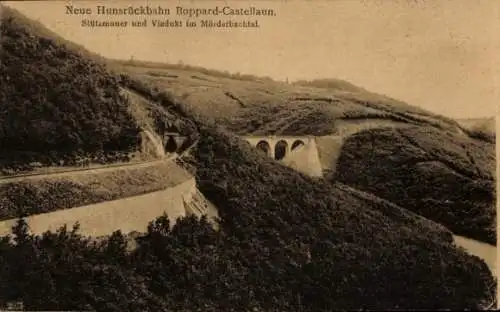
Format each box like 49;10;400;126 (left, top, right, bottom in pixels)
0;4;496;311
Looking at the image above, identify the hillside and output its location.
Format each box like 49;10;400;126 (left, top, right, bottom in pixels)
129;85;496;310
0;7;195;175
2;117;496;310
332;126;496;244
0;5;496;311
181;122;495;310
120;57;496;246
0;5;199;222
118;60;467;137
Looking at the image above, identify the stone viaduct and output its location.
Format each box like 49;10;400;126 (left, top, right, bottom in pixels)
242;136;323;177
243;136;310;160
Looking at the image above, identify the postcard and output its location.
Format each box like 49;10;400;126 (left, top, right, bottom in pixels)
0;1;497;310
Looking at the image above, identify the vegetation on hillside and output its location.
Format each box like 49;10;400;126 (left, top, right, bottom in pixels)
333;126;496;245
0;9;140;172
190;124;495;310
0;218;175;311
0;161;190;221
0;6;201;174
179;123;493;310
0;132;496;310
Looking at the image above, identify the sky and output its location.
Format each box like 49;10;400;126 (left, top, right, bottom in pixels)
3;0;499;119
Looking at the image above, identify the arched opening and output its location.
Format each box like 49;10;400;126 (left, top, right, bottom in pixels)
165;136;178;153
256;140;271;157
291;140;305;151
274;140;288;161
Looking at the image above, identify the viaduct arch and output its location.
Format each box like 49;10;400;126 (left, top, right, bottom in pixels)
256;140;272;157
244;136;310;161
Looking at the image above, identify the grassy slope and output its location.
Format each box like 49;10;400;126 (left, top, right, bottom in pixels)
118;61;465;136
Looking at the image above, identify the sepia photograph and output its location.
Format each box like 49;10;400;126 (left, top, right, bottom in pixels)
0;0;497;310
